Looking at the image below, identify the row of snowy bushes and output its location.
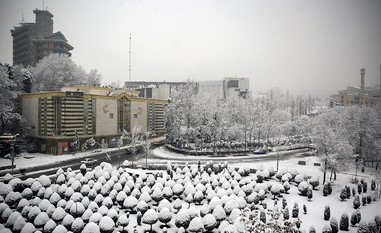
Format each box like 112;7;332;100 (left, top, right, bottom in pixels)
0;160;380;233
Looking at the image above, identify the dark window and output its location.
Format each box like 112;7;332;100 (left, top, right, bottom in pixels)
227;80;239;88
146;88;153;98
109;113;114;118
134;114;138;118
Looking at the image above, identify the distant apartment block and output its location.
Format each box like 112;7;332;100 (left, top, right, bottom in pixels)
11;9;73;67
126;77;250;100
330;67;381;107
125;81;186;100
19;86;167;154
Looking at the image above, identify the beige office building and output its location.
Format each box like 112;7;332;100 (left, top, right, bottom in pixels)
19;86;167;154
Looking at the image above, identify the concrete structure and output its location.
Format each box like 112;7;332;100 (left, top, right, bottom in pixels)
223;77;250;99
197;80;224;99
19;86;167;154
11;9;73;67
330;68;380;107
196;77;250;99
125;81;186;100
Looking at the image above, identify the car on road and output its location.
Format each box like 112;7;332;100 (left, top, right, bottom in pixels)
81;158;97;166
253;148;268;154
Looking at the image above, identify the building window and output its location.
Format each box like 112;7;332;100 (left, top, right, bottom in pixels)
134;114;138;118
109;113;114;118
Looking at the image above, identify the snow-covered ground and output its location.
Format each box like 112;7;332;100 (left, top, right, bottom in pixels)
0;145;380;233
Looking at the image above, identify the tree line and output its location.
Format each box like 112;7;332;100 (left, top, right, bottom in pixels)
165;82;381;182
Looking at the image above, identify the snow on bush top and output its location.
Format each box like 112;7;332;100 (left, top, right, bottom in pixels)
99;216;114;232
142;209;158;224
82;222;100;233
188;217;204;232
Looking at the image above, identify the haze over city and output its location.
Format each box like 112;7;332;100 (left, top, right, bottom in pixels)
1;0;380;97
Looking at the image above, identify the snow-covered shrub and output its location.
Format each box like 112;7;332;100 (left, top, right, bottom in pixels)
99;216;114;233
98;205;109;216
221;224;239;233
358;183;363;194
340;187;347;201
62;214;74;229
362;181;368;193
202;213;217;231
294;173;305;184
38;175;51;188
303;204;307;214
123;196;138;212
106;209;118;223
158;207;172;226
5;211;21;228
292;203;299;218
101;197;113;209
116;214;129;229
81;209;93;223
345;186;351;199
27;206;41;222
368;220;377;233
13;215;27;232
70;202;85;218
228;208;241;224
307;187;313;201
351;211;361;226
330;217;338;233
323;183;330;196
33;212;50;228
88;201;99;212
357;220;368;233
64;187;75;200
283;207;290;220
270;183;284;199
224;200;239;215
260;211;266;223
308;176;319;190
371;180;376;191
175;209;191;229
82;222;100;233
21;188;33;200
324;205;330;221
71;218;84;233
89;212;102;224
116;191;127;207
282;198;287;209
309;226;316;233
142;209;158;232
20;222;36;233
9;178;23;192
5;191;22;208
353;195;361;209
298;181;309;196
43;219;56;233
172;198;182;213
322;224;332;233
188;217;204;232
137;200;149;214
51;207;66;222
361;195;367;206
213;204;227;223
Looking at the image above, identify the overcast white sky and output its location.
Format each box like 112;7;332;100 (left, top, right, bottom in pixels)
0;0;380;97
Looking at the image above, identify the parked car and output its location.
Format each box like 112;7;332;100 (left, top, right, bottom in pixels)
81;158;97;166
253;148;268;154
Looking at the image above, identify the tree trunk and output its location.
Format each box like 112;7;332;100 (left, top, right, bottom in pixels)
323;158;327;184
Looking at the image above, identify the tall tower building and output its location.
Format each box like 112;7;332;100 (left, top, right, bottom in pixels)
11;9;73;67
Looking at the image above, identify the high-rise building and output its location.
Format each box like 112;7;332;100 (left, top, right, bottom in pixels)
11;9;73;67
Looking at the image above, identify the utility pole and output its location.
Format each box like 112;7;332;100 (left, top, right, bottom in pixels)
129;33;132;82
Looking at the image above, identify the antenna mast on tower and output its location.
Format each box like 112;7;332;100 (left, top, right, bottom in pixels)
129;33;132;82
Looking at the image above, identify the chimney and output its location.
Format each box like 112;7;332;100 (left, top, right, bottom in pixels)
360;68;365;92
